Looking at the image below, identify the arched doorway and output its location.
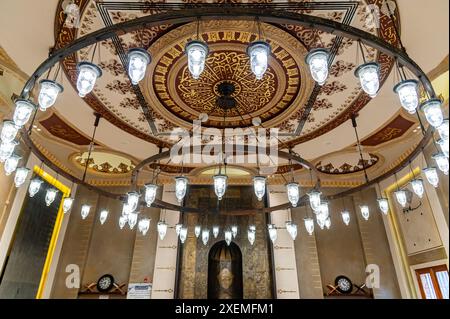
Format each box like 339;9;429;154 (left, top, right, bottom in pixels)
208;241;243;299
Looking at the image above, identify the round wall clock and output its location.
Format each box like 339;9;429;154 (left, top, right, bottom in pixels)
97;274;115;292
335;275;353;294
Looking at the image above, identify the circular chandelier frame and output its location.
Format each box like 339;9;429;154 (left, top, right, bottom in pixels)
18;5;436;215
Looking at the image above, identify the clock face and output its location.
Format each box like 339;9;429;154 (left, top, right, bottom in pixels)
335;275;353;294
97;274;114;292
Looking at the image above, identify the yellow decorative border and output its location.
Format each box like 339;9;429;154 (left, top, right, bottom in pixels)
34;165;71;299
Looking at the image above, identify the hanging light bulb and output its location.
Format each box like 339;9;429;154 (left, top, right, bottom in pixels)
433;153;449;175
360;205;370;221
126;191;140;212
138;218;151;235
437;138;449;158
420;99;443;128
179;226;188;244
157;220;168;240
395;190;408;207
308;190;321;212
247;227;256;246
286;221;298;240
194;225;201;238
286;182;300;207
14;167;29;187
253;176;266;201
118;215;128;229
377;197;389;215
13;99;36;127
127;48;151;85
423;167;439;187
3;154;21;175
175;223;183;237
247;41;271;80
304;217;314;235
185;40;208;79
175;176;188;203
38;79;63;111
231;225;238;238
411;179;425;198
45;188;58;207
224;229;232;246
1;120;19;143
213;174;228;200
201;228;210;246
144;183;158;207
305;48;330;85
128;212;138;229
437;119;449;141
267;224;277;243
325;216;331;230
76;62;102;97
341;210;350;225
62;197;74;213
81;204;91;219
393;79;419;114
99;209;109;225
212;225;219;238
28;178;43;197
0;140;19;162
355;62;380;98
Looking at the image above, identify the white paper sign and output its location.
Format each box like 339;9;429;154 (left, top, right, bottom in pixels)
127;283;152;299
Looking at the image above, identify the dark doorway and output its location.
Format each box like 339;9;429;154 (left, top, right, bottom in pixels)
208;241;243;299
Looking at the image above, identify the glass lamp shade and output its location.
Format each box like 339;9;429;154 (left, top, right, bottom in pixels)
38;79;63;111
175;223;183;237
194;225;201;238
185;40;208;79
423;167;439;187
213;174;228;200
1;120;19;143
286;182;300;207
76;62;102;97
325;217;331;230
127;48;151;85
247;41;271;80
267;224;277;243
126;191;140;212
305;48;330;85
420;99;443;127
45;188;58;206
81;204;91;220
201;228;210;246
393;79;419;114
179;226;188;244
360;205;370;221
224;229;232;246
127;212;138;229
433;153;449;175
13;99;36;128
138;218;151;236
316;214;326;230
437;138;449;158
14;167;29;187
286;221;298;240
247;228;256;246
318;202;329;218
411;179;425;198
355;62;380;98
175;176;188;203
253;176;266;201
118;215;128;229
304;217;315;235
99;209;109;225
308;190;322;212
395;190;408;207
0;140;18;162
3;154;21;176
377;197;389;215
28;178;43;197
62;197;74;213
212;225;220;238
122;202;133;216
157;220;168;240
437;120;449;141
341;210;351;225
231;225;238;239
144;183;158;207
